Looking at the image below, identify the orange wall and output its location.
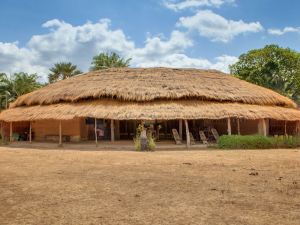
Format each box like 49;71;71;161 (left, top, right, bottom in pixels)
32;119;82;141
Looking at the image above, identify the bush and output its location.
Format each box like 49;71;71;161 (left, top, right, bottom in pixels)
134;124;156;151
272;135;300;148
147;134;156;151
218;135;300;149
133;137;141;151
218;135;273;149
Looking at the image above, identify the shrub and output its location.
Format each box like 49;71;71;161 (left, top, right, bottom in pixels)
218;135;273;149
218;135;300;149
147;133;156;151
134;123;156;151
133;137;141;151
272;135;300;148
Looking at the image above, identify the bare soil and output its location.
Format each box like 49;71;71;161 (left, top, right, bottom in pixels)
0;147;300;225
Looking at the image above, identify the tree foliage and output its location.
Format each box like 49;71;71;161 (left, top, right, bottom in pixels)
230;45;300;103
90;52;131;71
0;72;42;109
48;62;82;83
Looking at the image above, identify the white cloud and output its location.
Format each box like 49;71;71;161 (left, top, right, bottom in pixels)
130;30;236;72
134;53;237;73
0;19;135;80
27;19;135;71
268;27;300;36
0;19;237;81
210;55;238;72
131;30;193;63
0;42;47;75
177;10;263;42
163;0;235;11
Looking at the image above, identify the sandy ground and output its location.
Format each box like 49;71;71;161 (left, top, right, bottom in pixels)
0;147;300;225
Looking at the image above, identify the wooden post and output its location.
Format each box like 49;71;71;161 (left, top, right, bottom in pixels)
1;122;4;143
237;118;240;135
111;119;115;142
179;119;183;139
9;122;12;142
262;119;267;136
284;121;287;136
227;118;231;135
29;122;32;143
184;120;190;148
58;121;62;146
296;121;300;135
95;118;98;146
115;120;120;140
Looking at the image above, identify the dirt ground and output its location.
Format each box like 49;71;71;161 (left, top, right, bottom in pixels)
0;147;300;225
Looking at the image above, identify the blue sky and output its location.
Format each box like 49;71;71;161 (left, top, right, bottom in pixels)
1;0;300;80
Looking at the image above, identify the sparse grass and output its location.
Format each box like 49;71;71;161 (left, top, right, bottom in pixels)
0;147;300;225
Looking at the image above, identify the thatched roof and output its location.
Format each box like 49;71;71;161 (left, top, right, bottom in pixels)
11;68;296;108
2;67;300;122
1;99;300;122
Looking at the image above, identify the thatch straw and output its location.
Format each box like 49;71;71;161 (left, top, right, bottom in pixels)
2;99;300;122
10;68;296;108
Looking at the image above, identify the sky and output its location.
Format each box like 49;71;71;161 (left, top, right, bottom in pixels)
1;0;300;81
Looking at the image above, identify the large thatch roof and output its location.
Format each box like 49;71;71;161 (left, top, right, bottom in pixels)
2;67;300;122
11;68;296;108
2;100;300;122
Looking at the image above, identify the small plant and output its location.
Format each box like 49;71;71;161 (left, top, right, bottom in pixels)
133;137;141;151
133;124;144;151
147;132;156;151
134;123;156;151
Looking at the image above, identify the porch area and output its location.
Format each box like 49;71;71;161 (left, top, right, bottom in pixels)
2;117;299;149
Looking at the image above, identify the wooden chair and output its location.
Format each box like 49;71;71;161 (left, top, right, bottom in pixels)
172;129;182;145
189;133;196;145
199;130;208;144
211;128;220;141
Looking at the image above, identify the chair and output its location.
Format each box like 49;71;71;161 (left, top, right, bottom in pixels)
199;131;208;144
172;129;182;145
189;133;196;145
211;128;220;141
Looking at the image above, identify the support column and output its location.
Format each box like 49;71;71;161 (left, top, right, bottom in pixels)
284;121;287;136
115;120;120;140
29;121;32;143
9;122;12;142
262;119;267;136
1;122;5;144
111;119;115;142
296;121;300;135
95;118;98;147
237;118;240;135
184;120;190;148
227;118;231;135
58;121;62;146
179;119;183;139
1;122;4;143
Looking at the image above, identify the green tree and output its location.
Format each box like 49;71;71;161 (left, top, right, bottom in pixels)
230;45;300;103
0;72;42;109
90;52;131;71
48;62;82;83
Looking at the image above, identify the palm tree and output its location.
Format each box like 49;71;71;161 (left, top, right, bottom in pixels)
48;62;82;83
90;52;131;71
0;72;42;109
